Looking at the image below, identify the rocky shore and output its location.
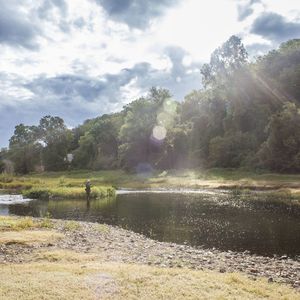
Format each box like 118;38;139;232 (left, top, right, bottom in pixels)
0;218;299;290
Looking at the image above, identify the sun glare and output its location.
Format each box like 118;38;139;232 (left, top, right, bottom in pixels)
156;0;239;62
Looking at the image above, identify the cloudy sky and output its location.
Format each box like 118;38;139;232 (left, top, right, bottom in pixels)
0;0;299;147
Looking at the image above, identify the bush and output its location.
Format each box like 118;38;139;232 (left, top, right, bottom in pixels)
22;188;50;199
22;186;115;200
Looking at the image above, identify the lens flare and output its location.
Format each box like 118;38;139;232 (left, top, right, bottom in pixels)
157;111;174;127
152;125;167;141
163;98;177;114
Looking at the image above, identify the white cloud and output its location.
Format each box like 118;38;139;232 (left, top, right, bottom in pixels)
0;0;299;147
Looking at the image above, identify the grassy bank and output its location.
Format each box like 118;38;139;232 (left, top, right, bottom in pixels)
1;168;300;201
0;173;115;200
0;216;299;300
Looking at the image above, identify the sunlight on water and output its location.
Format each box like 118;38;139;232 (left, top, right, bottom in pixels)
0;194;33;205
1;191;299;257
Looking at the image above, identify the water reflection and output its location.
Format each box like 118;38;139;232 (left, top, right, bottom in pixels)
1;191;300;257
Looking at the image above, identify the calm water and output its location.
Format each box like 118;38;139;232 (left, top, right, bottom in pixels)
1;190;300;257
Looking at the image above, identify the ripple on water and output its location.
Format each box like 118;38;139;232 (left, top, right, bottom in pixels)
0;194;33;205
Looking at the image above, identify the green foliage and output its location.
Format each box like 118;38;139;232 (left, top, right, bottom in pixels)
208;132;257;168
256;39;300;102
22;186;115;200
5;37;300;174
38;116;72;171
201;35;248;88
7;116;72;173
258;102;300;172
22;188;51;199
8;124;42;174
118;88;174;170
73;113;122;170
0;160;5;173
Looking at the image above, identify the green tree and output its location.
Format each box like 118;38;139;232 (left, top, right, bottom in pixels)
73;113;123;169
38;116;72;171
119;88;172;170
201;35;248;88
208;132;257;168
256;39;300;103
8;124;41;173
258;103;300;172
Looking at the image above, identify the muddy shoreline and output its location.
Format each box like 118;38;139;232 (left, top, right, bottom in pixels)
0;217;299;290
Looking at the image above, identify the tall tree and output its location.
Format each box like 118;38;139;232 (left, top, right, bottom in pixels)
201;35;248;88
258;103;300;172
8;124;41;173
38;116;72;171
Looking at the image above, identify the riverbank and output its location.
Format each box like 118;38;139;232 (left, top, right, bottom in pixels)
0;216;299;299
0;172;115;200
1;168;300;202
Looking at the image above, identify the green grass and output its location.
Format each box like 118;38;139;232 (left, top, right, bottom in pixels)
27;168;300;188
0;172;115;200
1;168;300;200
22;186;115;200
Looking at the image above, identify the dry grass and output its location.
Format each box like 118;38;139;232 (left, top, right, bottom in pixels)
93;223;110;233
0;216;63;245
0;216;299;299
0;216;35;231
35;249;98;263
0;230;64;245
0;257;299;300
63;220;82;231
0;216;53;231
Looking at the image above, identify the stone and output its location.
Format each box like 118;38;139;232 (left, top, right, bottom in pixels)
279;255;288;260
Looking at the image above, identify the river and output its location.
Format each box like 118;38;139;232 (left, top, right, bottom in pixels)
0;190;299;257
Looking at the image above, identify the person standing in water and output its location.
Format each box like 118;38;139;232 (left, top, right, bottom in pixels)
85;179;91;201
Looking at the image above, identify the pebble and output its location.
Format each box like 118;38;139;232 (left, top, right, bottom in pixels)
1;218;299;290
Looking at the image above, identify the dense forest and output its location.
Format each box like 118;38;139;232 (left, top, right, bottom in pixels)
1;36;300;174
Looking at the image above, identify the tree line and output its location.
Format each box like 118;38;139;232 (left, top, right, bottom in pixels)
1;36;300;174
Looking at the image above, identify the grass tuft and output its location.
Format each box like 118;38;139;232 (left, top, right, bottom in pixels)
0;216;36;231
0;230;64;245
63;220;81;231
94;223;110;233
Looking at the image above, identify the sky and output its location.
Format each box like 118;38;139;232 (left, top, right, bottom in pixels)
0;0;299;147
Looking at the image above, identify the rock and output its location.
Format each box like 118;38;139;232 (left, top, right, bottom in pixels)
219;268;226;273
268;277;273;283
279;255;288;260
